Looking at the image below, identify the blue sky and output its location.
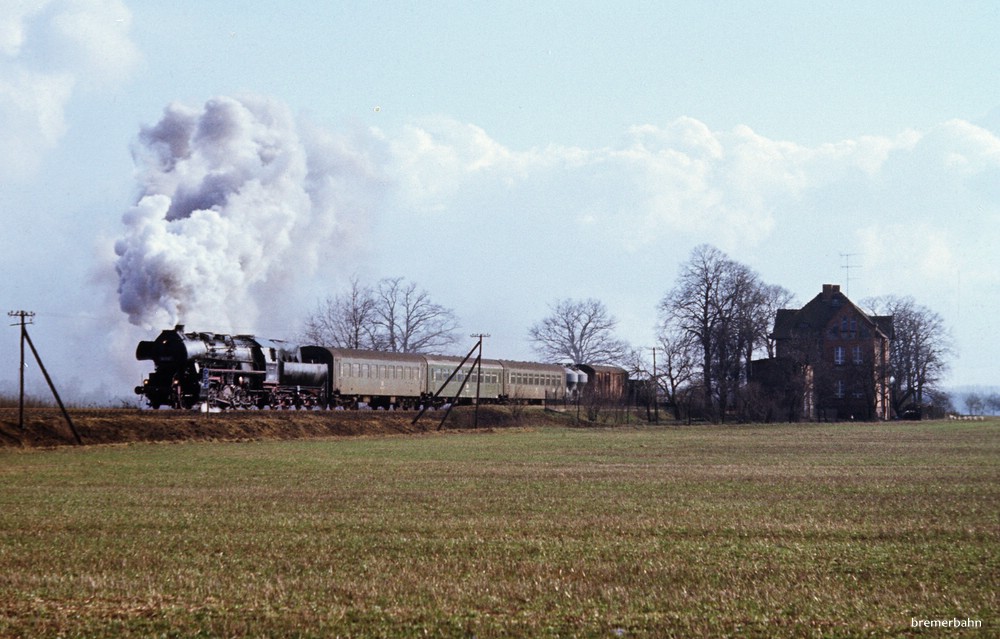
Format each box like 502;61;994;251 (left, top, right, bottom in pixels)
1;0;998;401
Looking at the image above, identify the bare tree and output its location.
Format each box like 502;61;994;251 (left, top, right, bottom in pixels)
301;276;378;349
659;246;748;420
964;392;985;416
303;276;460;353
755;283;796;359
654;317;698;420
658;244;786;422
371;277;460;353
863;295;953;416
528;298;630;365
987;392;1000;416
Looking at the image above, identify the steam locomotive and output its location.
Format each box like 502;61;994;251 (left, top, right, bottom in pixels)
135;325;626;410
134;326;328;409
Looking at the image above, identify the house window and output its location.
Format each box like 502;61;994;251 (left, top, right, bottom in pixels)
835;380;846;398
834;346;845;365
852;346;863;365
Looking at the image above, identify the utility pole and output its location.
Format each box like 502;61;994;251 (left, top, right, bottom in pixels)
469;334;490;429
411;333;490;431
8;310;34;431
7;310;82;444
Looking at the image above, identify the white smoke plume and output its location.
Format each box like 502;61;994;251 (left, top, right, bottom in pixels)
115;95;384;332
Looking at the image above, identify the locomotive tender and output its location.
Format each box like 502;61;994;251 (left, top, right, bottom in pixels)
135;325;616;410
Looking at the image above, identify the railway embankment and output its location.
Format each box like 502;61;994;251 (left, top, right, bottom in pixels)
0;405;574;448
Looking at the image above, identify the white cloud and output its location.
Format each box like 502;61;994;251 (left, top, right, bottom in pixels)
0;0;139;179
857;222;959;292
372;114;999;385
383;116;933;253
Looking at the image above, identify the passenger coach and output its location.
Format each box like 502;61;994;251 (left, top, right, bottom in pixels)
299;347;575;409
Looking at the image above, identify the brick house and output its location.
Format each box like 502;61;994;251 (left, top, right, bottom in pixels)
766;284;893;420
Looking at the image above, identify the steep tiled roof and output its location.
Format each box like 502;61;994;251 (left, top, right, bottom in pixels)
772;284;892;340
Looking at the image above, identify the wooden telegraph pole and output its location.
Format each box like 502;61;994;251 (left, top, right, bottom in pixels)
469;333;490;429
8;310;33;430
7;310;82;445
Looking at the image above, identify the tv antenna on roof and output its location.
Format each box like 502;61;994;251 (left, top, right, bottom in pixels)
839;253;861;298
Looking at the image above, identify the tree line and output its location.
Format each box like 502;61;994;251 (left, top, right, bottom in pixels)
962;391;1000;416
302;244;955;421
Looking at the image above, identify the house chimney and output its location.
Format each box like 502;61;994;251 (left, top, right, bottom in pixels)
822;284;841;300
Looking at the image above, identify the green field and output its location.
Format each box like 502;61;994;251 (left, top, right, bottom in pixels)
0;421;996;638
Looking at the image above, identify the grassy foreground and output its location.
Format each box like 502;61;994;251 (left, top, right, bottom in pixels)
0;421;996;638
